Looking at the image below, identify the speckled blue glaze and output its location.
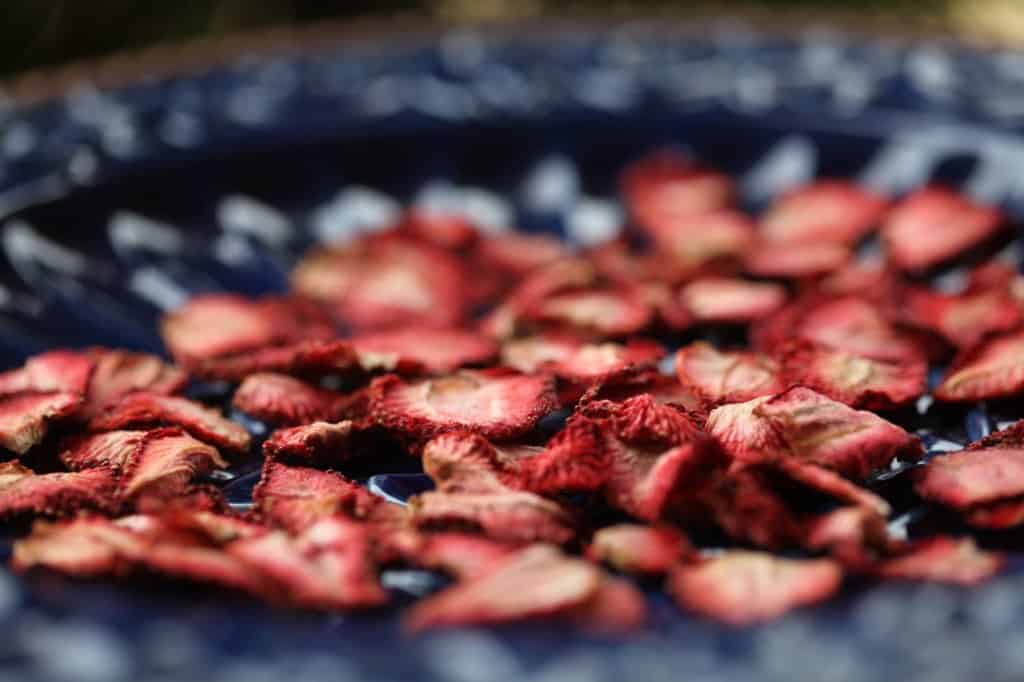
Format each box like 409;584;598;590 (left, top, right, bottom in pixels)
3;23;1024;682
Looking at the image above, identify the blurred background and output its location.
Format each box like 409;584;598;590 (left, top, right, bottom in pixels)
3;0;1024;79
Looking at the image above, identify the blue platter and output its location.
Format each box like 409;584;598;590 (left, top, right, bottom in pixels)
4;22;1024;682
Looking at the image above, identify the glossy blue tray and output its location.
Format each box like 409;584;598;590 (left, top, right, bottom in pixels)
4;23;1024;682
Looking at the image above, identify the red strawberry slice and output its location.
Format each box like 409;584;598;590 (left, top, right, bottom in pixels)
968;419;1024;451
82;350;187;417
160;294;335;365
472;232;569;279
760;180;888;245
60;430;147;472
370;369;557;442
232;373;356;426
744;240;850;279
707;387;922;479
117;427;227;503
409;489;576;544
780;341;927;410
0;350;95;396
253;459;380;533
13;517;142;576
871;537;1004;585
404;544;603;632
502;334;664;384
350;327;499;375
774;459;891;517
818;262;901;301
904;287;1023;350
803;506;891;565
914;448;1024;510
935;329;1024;402
422;430;540;493
0;461;117;519
526;287;654;337
291;236;468;330
0;391;81;454
678;278;787;324
676;342;784;407
189;340;363;382
669;551;842;626
578;368;702;411
649;210;756;270
883;187;1008;272
263;421;356;465
378;529;520;580
586;524;691;574
90;392;251;453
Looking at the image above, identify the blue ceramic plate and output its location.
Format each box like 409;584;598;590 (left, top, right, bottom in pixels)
4;23;1024;682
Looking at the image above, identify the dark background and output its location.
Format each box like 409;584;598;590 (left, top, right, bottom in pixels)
2;1;997;79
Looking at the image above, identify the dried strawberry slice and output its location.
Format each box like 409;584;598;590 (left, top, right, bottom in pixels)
578;368;702;412
263;421;356;465
60;430;147;472
404;544;602;632
760;180;888;246
82;350;187;417
0;461;117;519
707;387;922;479
803;506;891;564
526;287;654;337
472;232;568;279
13;517;138;576
409;489;576;544
621;150;735;237
253;459;380;532
502;334;664;384
291;236;468;330
649;210;756;270
744;240;850;279
818;262;901;302
676;342;784;407
586;524;691;574
774;459;892;517
669;551;843;626
696;467;805;549
90;392;251;453
883;187;1008;273
160;294;335;365
229;517;388;610
350;328;499;375
378;529;520;579
0;392;81;454
422;430;539;493
188;340;362;382
371;370;557;442
904;287;1023;350
396;210;479;251
231;373;355;426
913;447;1024;510
779;341;927;410
871;536;1004;585
935;329;1024;402
968;420;1024;450
117;427;227;503
678;278;787;324
0;350;95;396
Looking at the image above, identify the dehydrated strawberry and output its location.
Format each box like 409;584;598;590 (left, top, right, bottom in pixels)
818;262;902;302
253;459;380;532
968;419;1024;451
578;368;702;412
871;536;1004;585
760;180;888;246
589;240;691;285
779;341;927;410
649;210;756;270
422;430;539;493
502;334;664;385
396;210;479;251
90;392;251;453
0;461;117;519
188;340;363;382
696;467;806;549
0;392;81;454
378;529;520;579
935;329;1024;402
229;517;388;610
904;287;1023;350
621;150;735;238
526;287;654;337
472;232;568;279
160;294;335;365
774;459;891;517
586;524;691;574
707;387;922;479
404;544;602;632
231;373;355;426
803;506;891;565
883;187;1008;273
60;430;147;472
0;350;94;396
409;489;576;544
350;328;499;375
678;278;787;324
676;342;784;407
913;448;1024;510
263;421;355;465
291;236;468;330
669;551;842;626
117;427;227;503
370;370;557;442
13;517;140;576
82;350;187;418
744;240;850;279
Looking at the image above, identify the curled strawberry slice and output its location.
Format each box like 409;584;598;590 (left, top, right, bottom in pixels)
188;340;362;383
0;392;81;454
935;329;1024;402
117;427;227;504
883;187;1008;273
914;447;1024;511
578;368;702;412
371;369;557;442
263;421;356;465
409;489;576;545
0;461;117;519
472;232;569;280
586;524;691;575
90;392;251;453
378;529;520;580
678;278;787;324
82;351;187;417
669;551;843;626
904;287;1023;350
707;387;922;479
676;342;784;407
254;459;380;532
649;210;756;271
232;373;356;426
161;294;335;365
760;180;888;246
803;506;891;565
0;350;95;396
526;286;654;337
422;430;538;493
871;537;1004;585
350;327;499;375
60;430;147;472
744;240;850;279
502;334;664;385
779;341;927;410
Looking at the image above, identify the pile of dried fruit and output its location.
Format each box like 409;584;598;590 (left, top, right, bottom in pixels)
4;149;1023;632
